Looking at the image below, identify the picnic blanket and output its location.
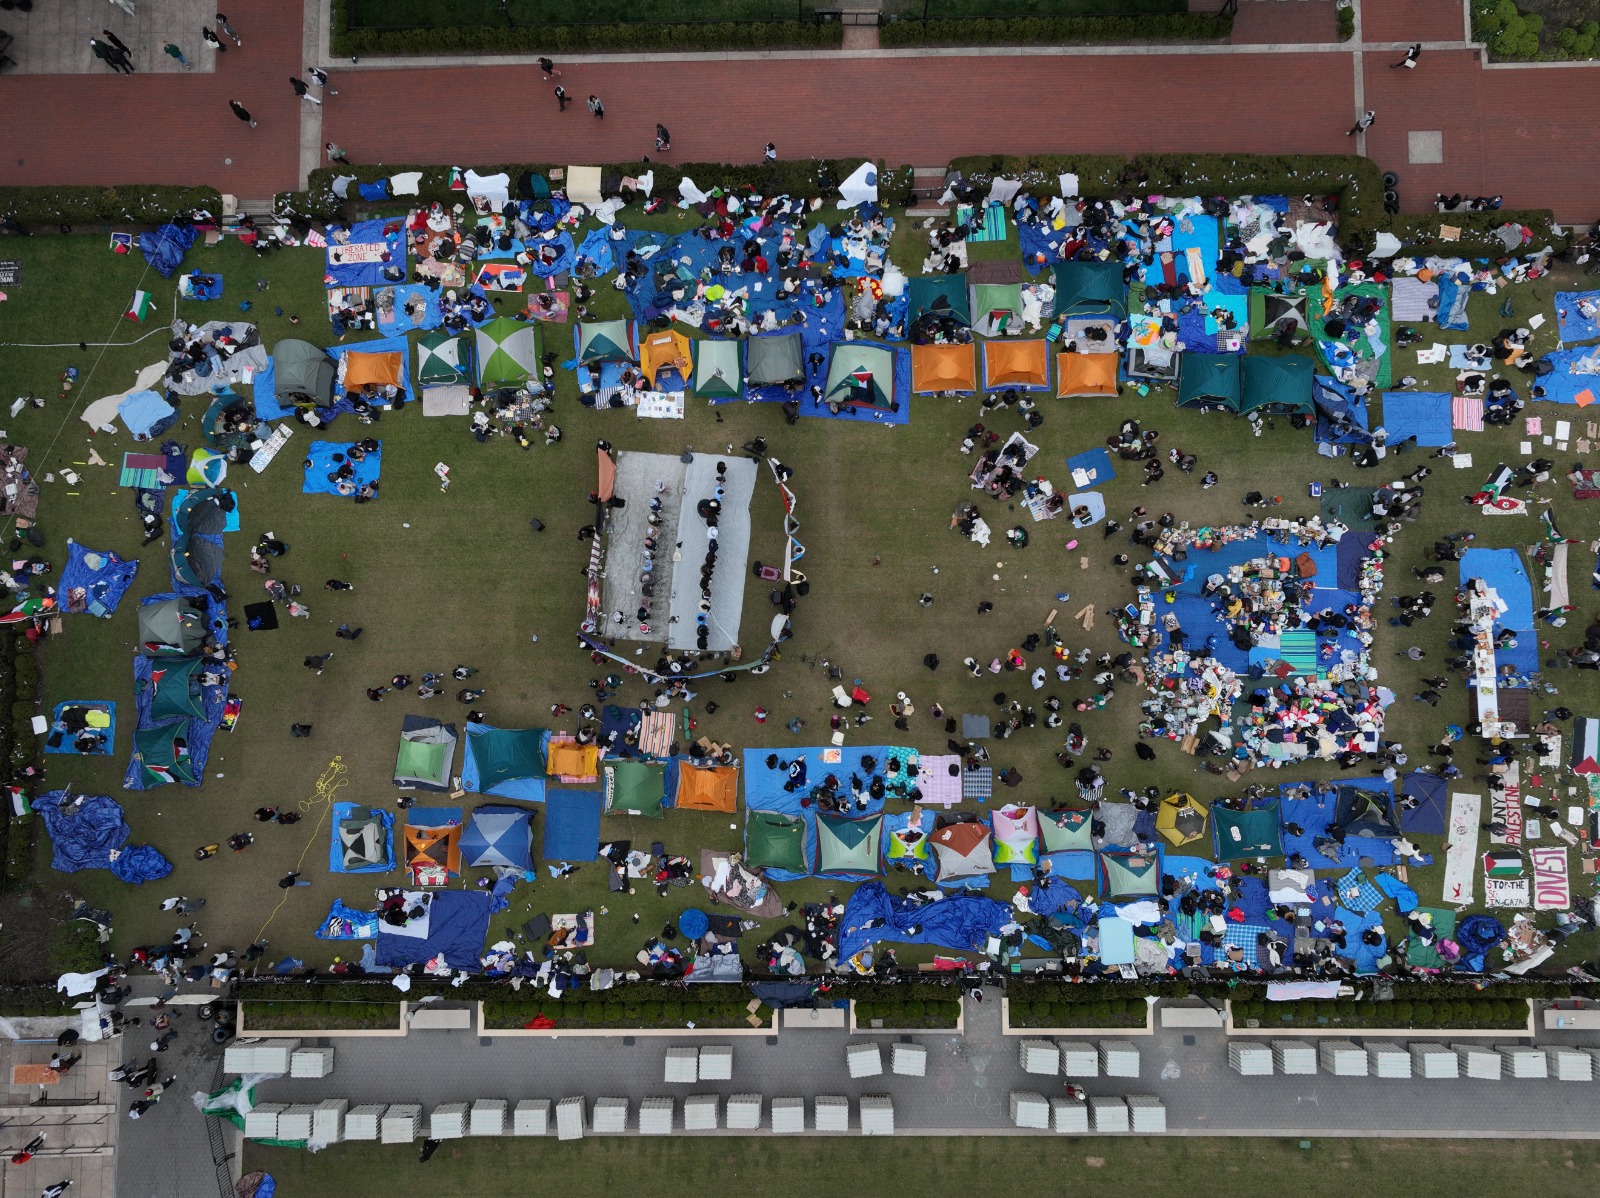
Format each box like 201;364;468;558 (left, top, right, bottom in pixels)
302;441;381;499
1452;394;1484;432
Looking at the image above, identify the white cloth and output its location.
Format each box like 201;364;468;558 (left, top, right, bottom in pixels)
389;171;423;197
331;174;357;199
463;171;510;208
55;968;108;997
678;176;710;206
836;162;878;210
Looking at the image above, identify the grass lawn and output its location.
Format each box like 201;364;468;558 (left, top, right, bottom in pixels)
246;1135;1600;1196
0;203;1595;986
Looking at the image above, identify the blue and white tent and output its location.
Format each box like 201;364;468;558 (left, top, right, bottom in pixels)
460;804;534;871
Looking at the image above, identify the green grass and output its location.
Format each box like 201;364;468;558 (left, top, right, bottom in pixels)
247;1136;1600;1196
0;213;1596;985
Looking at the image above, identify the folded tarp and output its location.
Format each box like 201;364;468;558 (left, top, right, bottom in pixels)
316;899;380;940
836;880;1010;960
34;791;131;872
139;223;197;278
60;543;138;617
110;844;173;884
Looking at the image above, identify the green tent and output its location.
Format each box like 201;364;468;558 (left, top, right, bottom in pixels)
149;657;205;721
416;330;471;387
474;317;541;390
1213;800;1284;860
394;716;457;792
969;281;1024;336
823;342;899;412
690;338;744;401
137;597;205;657
465;726;545;791
906;273;970;326
1039;808;1096;854
746;811;807;874
133;720;197;787
816;812;882;878
577;320;636;365
606;760;666;818
1240;354;1315;416
1052;259;1127;317
271;339;336;408
746;332;804;386
1176;353;1242;413
1097;847;1161;898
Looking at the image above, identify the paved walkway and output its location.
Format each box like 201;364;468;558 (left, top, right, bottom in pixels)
0;0;1597;220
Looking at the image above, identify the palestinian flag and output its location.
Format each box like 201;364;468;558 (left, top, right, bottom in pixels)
126;290;154;322
1571;717;1599;776
1482;849;1523;878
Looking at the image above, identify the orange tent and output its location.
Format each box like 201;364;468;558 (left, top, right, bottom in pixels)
1056;352;1119;398
597;448;616;502
342;350;404;389
911;343;977;394
546;740;599;780
675;764;739;813
639;328;694;388
403;819;461;884
982;339;1048;390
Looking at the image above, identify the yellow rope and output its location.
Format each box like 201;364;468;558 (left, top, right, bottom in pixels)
250;756;348;944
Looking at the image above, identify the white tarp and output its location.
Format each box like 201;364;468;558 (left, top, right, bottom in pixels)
837;162;879;210
1442;792;1481;906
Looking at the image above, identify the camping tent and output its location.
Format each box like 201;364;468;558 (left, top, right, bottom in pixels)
906;274;971;329
393;716;457;792
1239;354;1315;416
1251;290;1309;340
1052;260;1127;317
462;724;547;801
639;328;693;389
271;339;336;408
970;282;1025;337
170;488;231;588
992;806;1040;867
1154;793;1209;847
746;332;805;387
674;765;738;813
815;812;883;879
823;342;901;412
911;343;977;394
930;816;996;884
745;811;807;874
1177;354;1241;412
341;349;403;391
333;805;395;873
474;317;540;390
460;805;535;870
1330;783;1401;842
404;810;463;884
416;330;473;404
148;658;205;721
983;340;1049;391
131;720;197;787
605;760;666;818
689;339;743;401
1056;352;1118;398
577;320;637;365
1039;809;1095;854
138;597;205;657
1097;846;1162;898
1212;800;1284;860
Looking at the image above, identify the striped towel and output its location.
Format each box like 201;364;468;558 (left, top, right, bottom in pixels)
638;710;675;758
1452;394;1484;431
1279;628;1320;676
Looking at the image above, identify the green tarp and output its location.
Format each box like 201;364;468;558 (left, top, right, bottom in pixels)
1097;847;1161;898
746;811;807;874
746;332;804;386
474;317;541;390
607;760;666;818
690;338;743;401
1052;259;1127;317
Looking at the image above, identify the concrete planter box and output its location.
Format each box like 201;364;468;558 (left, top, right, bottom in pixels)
847;999;963;1035
1224;999;1536;1039
1000;997;1155;1036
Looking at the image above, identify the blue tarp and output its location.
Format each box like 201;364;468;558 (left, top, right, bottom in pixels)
316;899;380;940
60;542;138;618
1529;347;1600;405
110;843;173;884
325;218;406;288
1435;269;1471;331
1459;547;1537;679
119;390;177;439
1064;447;1115;487
34;791;130;872
543;789;602;862
1555;291;1600;343
328;333;415;404
45;701;116;755
139;223;197;278
181;272;224;301
302;440;382;498
1313;375;1370;445
837;880;1011;960
374;283;444;336
1379;392;1453;446
1456;914;1506;972
1400;771;1447;836
808;340;911;425
374;888;501;972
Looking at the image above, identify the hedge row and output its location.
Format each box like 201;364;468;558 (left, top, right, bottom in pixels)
854;998;962;1028
1;632;38;896
0;984;80;1017
1009;998;1148;1028
1385;209;1570;261
245;1000;403;1030
483;992;762;1029
0;185;223;227
879;13;1230;47
1232;997;1530;1029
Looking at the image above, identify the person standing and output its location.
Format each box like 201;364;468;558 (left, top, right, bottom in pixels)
1347;109;1375;136
655;124;671;151
229;100;256;128
587;94;604;118
325;142;350;164
308;65;338;94
291;77;321;105
763;142;777;162
202;26;227;53
215;13;242;46
554;84;569;111
163;42;193;69
538;56;560;79
1392;43;1421;68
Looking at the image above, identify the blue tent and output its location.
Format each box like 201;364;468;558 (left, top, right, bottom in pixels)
460;805;534;870
461;723;548;802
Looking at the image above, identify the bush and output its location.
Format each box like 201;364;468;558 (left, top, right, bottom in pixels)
0;186;223;228
1336;4;1354;40
333;18;840;56
879;14;1230;47
47;921;104;976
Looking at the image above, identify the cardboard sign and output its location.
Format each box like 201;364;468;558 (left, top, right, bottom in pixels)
0;260;19;287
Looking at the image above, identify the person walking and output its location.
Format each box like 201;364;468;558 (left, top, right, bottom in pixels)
42;1181;75;1198
1347;109;1376;136
307;65;337;94
229;100;256;127
9;1134;46;1164
1393;43;1421;68
587;94;604;118
101;29;131;56
655;124;671;151
763;142;777;162
325;142;350;164
215;13;241;46
89;38;129;74
303;652;333;674
277;872;301;889
554;84;569;111
291;77;321;105
538;56;560;79
163;42;193;69
48;1052;80;1075
202;26;227;53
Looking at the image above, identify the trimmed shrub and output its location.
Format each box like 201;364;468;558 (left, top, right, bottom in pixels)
0;186;223;227
879;14;1231;47
334;18;840;57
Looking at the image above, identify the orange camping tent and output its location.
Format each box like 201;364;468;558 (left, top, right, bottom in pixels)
342;350;404;389
911;343;977;394
1056;351;1119;398
983;339;1049;390
675;764;739;813
640;329;693;388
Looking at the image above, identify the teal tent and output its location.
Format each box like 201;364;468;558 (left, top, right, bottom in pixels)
1052;259;1127;317
271;339;336;408
822;342;899;413
1097;846;1162;898
816;812;882;879
149;657;205;720
1213;800;1284;860
1176;353;1242;413
138;598;205;657
474;317;540;390
746;811;807;874
132;720;197;787
605;760;666;818
906;273;971;327
690;339;744;401
577;320;636;365
1240;354;1315;416
1039;808;1096;854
